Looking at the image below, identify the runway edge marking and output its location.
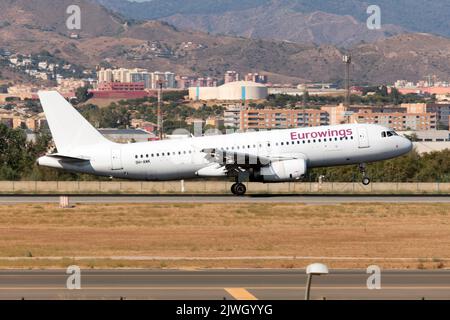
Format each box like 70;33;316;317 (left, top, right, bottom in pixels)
225;288;258;300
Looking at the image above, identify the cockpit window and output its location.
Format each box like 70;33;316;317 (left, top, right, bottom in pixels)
387;131;398;137
383;131;398;138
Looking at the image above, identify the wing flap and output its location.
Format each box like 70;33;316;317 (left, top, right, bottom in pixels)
201;148;302;167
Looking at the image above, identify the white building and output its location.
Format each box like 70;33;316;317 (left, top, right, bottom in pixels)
189;81;268;101
129;69;151;88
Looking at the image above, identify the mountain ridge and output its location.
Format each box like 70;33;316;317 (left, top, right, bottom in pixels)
97;0;450;45
2;0;450;84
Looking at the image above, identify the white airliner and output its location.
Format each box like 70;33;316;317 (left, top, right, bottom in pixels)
37;91;412;195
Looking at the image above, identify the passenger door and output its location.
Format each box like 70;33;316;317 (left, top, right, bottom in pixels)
357;128;370;148
111;149;123;170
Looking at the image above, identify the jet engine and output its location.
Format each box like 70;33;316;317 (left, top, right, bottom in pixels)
253;159;307;182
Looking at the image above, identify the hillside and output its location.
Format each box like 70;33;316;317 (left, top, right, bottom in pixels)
2;0;450;84
99;0;450;44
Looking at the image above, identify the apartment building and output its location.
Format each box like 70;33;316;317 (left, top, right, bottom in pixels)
350;110;437;131
322;104;438;131
402;103;450;129
97;68;176;89
240;108;329;131
224;71;239;84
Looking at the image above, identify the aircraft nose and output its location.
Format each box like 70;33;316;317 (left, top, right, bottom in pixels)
401;137;413;153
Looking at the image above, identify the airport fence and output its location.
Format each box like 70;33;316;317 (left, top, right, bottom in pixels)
0;181;449;194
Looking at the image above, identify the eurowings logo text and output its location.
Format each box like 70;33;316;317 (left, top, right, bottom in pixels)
291;129;353;140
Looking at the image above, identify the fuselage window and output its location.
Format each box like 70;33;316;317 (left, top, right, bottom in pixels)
135;155;138;159
140;155;143;158
146;154;149;158
303;141;306;144
382;132;386;138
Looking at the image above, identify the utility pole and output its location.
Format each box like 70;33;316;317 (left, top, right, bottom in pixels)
343;54;352;108
157;81;163;140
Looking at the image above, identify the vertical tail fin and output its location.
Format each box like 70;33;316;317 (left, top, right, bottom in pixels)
38;91;112;154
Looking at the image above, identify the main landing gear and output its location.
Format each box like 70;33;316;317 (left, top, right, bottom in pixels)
359;163;371;186
231;182;247;196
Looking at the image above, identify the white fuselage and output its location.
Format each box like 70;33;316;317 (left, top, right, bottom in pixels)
38;123;413;181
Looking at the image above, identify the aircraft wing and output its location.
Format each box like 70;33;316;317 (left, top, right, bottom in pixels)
201;148;302;168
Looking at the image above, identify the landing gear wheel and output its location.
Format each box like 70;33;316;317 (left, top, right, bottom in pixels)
362;177;371;186
231;183;238;195
231;183;247;196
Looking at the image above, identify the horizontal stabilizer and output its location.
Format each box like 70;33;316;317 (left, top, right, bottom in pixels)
47;154;90;162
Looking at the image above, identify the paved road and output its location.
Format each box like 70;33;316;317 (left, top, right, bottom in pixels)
0;195;449;204
0;269;449;300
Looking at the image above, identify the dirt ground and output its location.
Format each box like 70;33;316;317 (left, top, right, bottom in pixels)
0;202;449;269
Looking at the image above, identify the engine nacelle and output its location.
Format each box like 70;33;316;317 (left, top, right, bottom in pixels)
256;159;307;182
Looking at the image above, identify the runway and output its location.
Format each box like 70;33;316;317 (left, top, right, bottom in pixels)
0;195;449;204
0;269;449;300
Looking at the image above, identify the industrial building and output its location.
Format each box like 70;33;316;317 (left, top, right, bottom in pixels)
189;81;268;101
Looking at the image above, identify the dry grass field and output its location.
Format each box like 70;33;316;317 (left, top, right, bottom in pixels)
0;203;449;269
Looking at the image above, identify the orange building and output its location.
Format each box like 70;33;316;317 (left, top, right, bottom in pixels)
350;110;437;131
240;109;329;130
402;103;450;128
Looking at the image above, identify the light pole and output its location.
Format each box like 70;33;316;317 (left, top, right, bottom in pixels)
157;80;164;140
305;263;329;300
342;54;351;108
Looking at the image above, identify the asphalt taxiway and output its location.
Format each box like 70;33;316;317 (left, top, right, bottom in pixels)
0;269;449;300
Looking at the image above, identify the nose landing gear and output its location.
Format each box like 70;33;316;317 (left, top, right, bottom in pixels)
359;163;371;186
231;183;247;196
